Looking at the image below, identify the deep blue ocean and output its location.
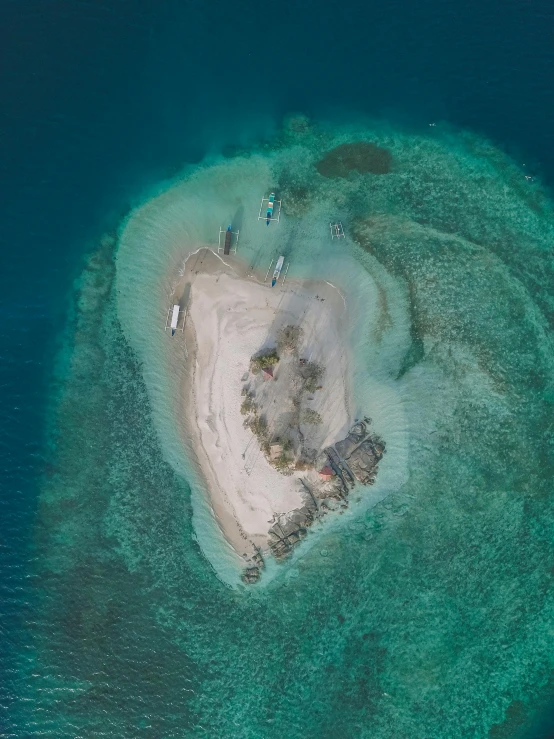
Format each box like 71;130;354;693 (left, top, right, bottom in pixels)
2;1;554;736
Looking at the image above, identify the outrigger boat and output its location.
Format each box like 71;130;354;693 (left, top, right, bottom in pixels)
224;225;232;254
218;224;239;254
165;304;183;336
258;193;281;225
266;193;276;225
271;255;285;287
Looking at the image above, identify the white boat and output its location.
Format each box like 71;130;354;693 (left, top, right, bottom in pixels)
271;255;285;287
170;304;180;335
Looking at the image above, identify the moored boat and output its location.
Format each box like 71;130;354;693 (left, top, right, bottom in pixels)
170;304;180;336
224;225;232;255
271;255;285;287
266;193;275;225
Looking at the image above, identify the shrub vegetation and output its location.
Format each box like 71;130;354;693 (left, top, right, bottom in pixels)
250;349;280;374
277;325;303;353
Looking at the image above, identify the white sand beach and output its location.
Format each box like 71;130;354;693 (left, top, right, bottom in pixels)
182;254;352;561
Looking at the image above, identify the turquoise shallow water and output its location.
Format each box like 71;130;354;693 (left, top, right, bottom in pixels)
14;119;554;737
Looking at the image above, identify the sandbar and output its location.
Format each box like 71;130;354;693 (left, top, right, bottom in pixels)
180;251;353;567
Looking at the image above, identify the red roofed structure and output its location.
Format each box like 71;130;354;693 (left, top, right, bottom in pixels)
262;366;274;379
319;466;334;481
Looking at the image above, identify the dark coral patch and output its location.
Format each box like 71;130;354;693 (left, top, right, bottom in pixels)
315;142;392;178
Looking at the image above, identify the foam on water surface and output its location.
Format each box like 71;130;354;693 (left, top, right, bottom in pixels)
26;118;554;738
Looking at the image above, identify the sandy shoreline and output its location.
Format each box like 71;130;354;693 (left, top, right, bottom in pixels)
177;249;353;564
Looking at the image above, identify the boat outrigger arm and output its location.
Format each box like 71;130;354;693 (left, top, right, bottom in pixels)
258;193;282;224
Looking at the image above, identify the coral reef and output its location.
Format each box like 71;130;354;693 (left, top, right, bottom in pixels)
315;141;392;177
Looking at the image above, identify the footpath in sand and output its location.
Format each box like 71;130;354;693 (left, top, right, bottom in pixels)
182;253;352;568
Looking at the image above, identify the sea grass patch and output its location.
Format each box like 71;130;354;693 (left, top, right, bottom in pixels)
315;141;392;177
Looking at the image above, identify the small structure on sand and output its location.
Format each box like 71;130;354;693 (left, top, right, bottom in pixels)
262;366;274;380
269;443;283;462
319;466;335;481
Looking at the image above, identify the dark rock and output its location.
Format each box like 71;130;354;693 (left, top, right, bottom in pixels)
242;567;261;584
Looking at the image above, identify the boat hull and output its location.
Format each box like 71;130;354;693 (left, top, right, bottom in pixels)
271;255;285;287
266;193;276;225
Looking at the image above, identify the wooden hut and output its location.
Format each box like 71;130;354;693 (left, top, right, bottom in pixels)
318;466;334;481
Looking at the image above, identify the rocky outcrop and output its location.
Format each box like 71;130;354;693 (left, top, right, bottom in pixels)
241;361;386;582
267;504;317;561
333;419;384;485
241;548;265;585
242;567;261;584
253;420;385;576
